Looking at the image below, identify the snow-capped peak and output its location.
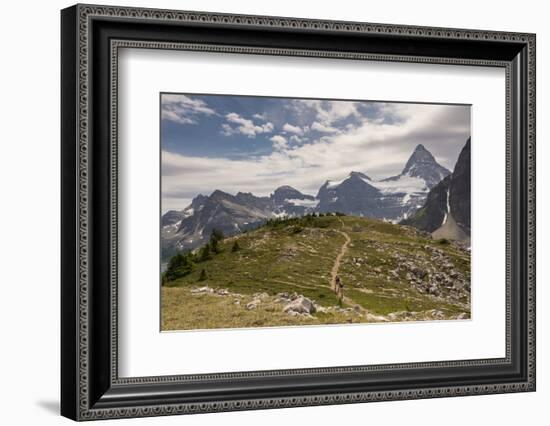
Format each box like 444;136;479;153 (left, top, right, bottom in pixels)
325;171;372;189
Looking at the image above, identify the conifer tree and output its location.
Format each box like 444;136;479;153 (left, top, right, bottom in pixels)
199;244;212;262
198;269;207;281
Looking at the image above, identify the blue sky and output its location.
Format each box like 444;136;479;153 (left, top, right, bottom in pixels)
161;95;395;160
161;93;470;212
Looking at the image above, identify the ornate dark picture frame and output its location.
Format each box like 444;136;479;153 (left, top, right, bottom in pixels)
61;4;536;421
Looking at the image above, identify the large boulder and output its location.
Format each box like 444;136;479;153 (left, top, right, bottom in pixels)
283;296;316;315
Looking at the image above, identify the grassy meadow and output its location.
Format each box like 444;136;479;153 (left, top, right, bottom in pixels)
161;215;470;331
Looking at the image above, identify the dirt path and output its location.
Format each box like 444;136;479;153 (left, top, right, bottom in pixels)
327;219;374;314
330;219;351;292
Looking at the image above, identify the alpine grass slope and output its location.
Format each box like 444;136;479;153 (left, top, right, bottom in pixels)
162;214;470;330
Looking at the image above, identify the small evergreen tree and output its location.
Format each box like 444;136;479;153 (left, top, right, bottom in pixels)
210;237;220;254
211;228;225;242
199;244;212;262
162;251;194;283
209;228;225;253
231;241;240;252
198;269;207;281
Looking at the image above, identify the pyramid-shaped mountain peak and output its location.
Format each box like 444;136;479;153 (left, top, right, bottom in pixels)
402;144;438;173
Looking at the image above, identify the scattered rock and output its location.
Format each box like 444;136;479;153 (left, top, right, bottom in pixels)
253;292;270;301
388;311;414;321
283;296;316;315
431;310;445;320
364;312;389;322
428;285;440;296
275;292;291;304
191;286;214;295
279;245;298;260
411;266;427;279
246;301;259;310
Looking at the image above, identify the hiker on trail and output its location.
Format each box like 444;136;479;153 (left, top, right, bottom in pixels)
335;275;344;303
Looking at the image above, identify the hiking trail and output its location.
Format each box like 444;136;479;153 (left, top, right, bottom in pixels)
330;218;351;292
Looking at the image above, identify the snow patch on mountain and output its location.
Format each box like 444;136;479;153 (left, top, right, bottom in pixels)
286;198;319;208
371;174;428;195
162;220;182;235
326;178;346;189
326;172;371;189
442;188;450;226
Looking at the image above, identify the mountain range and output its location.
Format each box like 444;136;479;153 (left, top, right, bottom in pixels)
162;143;466;258
316;144;450;219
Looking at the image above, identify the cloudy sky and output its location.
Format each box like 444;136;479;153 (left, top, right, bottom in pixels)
161;93;470;212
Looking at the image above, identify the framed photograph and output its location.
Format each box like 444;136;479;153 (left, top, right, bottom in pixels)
61;4;536;421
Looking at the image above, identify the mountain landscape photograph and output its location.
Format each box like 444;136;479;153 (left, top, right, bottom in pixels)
160;93;471;331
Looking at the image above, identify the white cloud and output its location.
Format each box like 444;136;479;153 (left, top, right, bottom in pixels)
269;135;288;150
163;102;470;211
282;123;306;135
161;94;217;125
290;135;305;144
316;101;360;125
220;123;233;136
311;121;340;134
221;113;274;138
289;99;360;126
253;113;266;120
161;149;305;210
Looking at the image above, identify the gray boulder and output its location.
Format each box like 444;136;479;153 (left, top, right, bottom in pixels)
283;296;316;315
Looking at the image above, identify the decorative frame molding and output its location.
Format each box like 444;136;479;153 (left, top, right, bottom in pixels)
61;4;535;421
